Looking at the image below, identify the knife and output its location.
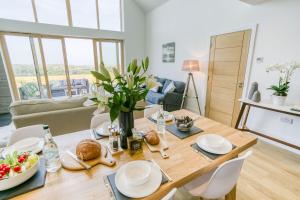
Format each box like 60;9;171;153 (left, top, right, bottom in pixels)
66;150;92;170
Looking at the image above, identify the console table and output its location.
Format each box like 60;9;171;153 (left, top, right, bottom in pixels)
235;99;300;150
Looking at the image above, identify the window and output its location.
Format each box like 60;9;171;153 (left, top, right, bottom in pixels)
65;38;95;96
42;38;68;98
70;0;98;29
98;0;122;31
5;36;41;100
34;0;68;25
0;0;123;31
1;33;124;100
0;0;34;22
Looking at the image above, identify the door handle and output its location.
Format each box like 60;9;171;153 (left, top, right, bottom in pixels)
238;82;244;88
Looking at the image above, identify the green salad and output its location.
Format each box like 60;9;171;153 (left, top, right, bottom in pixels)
0;151;39;180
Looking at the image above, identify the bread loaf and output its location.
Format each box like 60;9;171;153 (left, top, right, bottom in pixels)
145;131;160;145
76;139;101;161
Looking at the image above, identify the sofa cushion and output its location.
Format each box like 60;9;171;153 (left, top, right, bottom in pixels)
163;81;176;94
173;81;185;94
146;91;165;104
155;77;166;92
162;79;172;93
10;97;88;116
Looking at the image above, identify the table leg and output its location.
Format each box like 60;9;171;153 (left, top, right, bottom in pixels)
242;105;251;129
225;185;236;200
235;103;246;129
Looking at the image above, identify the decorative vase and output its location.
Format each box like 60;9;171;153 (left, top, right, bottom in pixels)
272;95;287;106
119;111;134;149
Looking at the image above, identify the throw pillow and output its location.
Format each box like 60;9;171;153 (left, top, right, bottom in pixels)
163;81;176;94
150;86;159;92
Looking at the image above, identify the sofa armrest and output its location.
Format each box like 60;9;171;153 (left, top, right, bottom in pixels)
163;92;183;111
12;106;98;136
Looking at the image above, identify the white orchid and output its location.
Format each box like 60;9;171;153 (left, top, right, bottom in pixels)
266;62;300;83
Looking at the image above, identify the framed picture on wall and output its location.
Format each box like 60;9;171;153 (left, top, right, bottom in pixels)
162;42;175;63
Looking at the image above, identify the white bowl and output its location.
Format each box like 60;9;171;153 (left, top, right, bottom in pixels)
124;160;152;186
203;134;225;148
0;158;40;191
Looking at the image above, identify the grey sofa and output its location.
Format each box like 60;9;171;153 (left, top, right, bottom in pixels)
146;77;185;112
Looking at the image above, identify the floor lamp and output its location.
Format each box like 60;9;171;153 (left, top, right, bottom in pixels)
180;60;201;115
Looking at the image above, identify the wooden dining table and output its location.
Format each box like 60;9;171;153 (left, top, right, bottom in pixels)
13;109;257;200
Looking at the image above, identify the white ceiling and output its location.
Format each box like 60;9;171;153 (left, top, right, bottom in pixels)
239;0;270;5
134;0;169;12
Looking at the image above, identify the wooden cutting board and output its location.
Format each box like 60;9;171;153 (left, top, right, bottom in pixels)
144;136;169;159
60;145;116;171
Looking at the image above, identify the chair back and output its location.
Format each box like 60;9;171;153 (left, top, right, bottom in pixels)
8;124;44;146
90;113;110;129
161;188;177;200
201;151;252;199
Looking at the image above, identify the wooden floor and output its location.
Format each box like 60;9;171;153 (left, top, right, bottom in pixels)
237;140;300;200
174;140;300;200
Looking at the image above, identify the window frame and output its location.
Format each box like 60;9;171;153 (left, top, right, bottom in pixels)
0;31;124;100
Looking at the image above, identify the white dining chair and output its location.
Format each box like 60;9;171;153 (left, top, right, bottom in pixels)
184;151;252;199
7;124;44;146
161;188;177;200
144;104;163;118
90;112;110;129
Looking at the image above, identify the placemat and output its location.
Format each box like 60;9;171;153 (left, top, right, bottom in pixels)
106;164;169;200
166;124;203;139
0;158;47;200
191;143;237;160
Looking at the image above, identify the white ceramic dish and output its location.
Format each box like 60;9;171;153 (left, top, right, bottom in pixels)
197;134;232;155
115;161;162;198
0;157;40;191
95;121;111;136
151;111;173;122
3;138;44;157
124;160;152;186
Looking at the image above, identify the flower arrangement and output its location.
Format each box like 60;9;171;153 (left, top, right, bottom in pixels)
90;57;159;122
266;62;300;97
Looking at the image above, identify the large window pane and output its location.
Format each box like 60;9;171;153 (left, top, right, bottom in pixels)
42;39;68;98
35;0;68;26
65;38;95;96
101;42;118;68
0;0;34;22
33;38;49;98
99;0;121;31
5;36;41;100
70;0;97;29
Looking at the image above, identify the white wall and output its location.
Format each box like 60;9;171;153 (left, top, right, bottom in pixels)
146;0;300;153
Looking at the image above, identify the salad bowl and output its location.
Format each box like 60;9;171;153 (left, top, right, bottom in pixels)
0;152;40;191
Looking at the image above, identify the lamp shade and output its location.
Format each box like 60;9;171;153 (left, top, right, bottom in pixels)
182;60;200;72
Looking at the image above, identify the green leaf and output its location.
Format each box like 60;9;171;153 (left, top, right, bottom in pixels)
144;56;149;70
112;67;121;78
100;62;111;81
102;83;114;93
91;71;109;82
110;104;120;122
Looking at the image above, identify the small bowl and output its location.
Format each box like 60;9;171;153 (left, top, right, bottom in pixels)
124;161;152;186
175;116;194;132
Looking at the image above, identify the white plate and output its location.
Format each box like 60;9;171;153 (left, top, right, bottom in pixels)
0;157;39;191
2;137;44;157
95;121;111;136
151;111;173;122
197;134;232;155
115;161;162;198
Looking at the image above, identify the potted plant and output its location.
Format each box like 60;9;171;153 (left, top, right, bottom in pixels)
266;62;300;106
90;57;159;149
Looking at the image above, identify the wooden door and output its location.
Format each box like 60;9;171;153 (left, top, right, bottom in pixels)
205;30;251;127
